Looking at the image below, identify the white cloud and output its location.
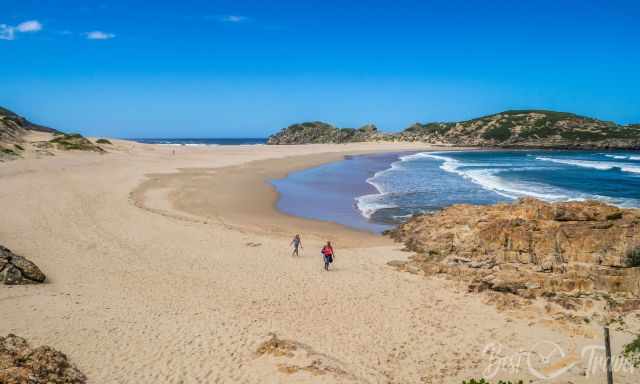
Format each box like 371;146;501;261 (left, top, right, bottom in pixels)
86;30;115;40
16;20;42;32
1;20;43;40
220;15;249;23
0;24;15;40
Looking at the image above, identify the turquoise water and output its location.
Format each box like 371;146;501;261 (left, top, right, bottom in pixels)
273;150;640;233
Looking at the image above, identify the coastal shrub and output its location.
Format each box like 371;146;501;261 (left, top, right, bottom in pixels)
606;126;640;139
49;133;103;152
462;379;523;384
623;335;640;367
559;130;605;141
404;122;452;135
519;124;557;139
96;138;112;145
482;125;512;141
1;148;17;155
626;246;640;267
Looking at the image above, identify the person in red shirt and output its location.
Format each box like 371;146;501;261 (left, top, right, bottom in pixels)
321;241;335;271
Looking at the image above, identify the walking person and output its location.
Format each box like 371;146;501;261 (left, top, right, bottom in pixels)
321;241;335;271
290;234;302;257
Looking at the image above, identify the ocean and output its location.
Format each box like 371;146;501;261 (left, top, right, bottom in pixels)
129;138;267;146
273;150;640;233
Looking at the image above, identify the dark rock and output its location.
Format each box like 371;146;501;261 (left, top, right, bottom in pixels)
0;245;46;285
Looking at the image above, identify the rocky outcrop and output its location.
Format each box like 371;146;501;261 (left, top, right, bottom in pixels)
386;198;640;300
0;245;46;284
0;334;86;383
267;122;382;144
267;110;640;149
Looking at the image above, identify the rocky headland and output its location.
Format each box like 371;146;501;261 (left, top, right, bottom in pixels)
386;198;640;322
267;122;382;144
268;110;640;149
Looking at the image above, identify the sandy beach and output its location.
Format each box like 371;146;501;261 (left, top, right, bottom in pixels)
1;140;637;383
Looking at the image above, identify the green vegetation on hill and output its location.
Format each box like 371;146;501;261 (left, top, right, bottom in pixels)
267;121;380;144
399;110;640;148
482;124;512;141
49;133;104;152
268;110;640;148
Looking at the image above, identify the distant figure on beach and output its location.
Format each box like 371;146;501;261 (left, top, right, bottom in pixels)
321;241;335;271
290;234;302;256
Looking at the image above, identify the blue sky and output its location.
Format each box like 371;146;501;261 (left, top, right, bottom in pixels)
1;0;639;138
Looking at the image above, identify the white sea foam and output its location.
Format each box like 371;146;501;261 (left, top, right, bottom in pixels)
355;151;640;220
355;160;405;218
355;193;397;219
536;156;640;174
604;154;628;159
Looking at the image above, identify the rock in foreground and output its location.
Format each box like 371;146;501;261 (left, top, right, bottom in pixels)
0;334;86;384
0;245;46;285
386;198;640;299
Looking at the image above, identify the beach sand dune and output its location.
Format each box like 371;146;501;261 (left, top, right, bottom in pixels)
1;142;636;383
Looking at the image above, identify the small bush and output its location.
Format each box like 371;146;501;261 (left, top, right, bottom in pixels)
627;247;640;267
623;335;640;367
96;138;112;145
49;133;104;152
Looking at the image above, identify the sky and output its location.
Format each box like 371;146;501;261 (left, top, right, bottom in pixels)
1;0;639;138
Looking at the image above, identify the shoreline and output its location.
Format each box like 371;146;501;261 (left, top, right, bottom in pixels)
132;146;452;247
